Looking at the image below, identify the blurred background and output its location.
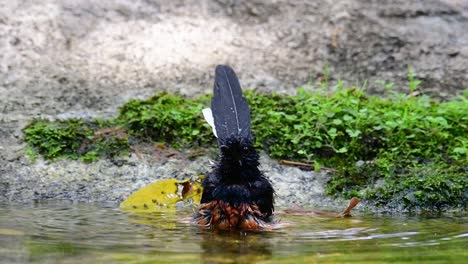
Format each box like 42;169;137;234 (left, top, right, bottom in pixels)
1;0;467;122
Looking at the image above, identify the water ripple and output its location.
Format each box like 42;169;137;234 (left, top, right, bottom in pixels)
0;202;466;263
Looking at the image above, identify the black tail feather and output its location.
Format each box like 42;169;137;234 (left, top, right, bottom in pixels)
211;65;252;144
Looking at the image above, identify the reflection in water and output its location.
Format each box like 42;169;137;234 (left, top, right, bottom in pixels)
200;230;273;264
0;202;466;263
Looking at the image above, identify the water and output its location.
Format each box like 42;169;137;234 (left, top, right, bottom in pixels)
0;202;466;263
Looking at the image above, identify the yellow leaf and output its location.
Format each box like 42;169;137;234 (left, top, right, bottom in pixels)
120;177;203;213
180;177;204;202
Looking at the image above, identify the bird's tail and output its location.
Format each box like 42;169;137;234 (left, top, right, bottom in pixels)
210;65;252;145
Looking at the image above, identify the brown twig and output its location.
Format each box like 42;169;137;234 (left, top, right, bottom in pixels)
340;197;361;217
130;146;143;160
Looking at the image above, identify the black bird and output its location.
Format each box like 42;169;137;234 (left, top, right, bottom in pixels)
194;65;275;230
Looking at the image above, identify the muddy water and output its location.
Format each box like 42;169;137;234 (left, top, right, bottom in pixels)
0;202;466;263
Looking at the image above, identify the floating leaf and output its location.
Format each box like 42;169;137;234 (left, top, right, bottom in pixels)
120;177;203;212
181;178;204;202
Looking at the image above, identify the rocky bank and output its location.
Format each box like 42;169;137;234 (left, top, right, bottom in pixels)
1;0;467;208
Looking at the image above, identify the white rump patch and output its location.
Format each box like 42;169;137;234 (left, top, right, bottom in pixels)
202;108;217;138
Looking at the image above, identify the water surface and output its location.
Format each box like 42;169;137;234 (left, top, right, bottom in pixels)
0;202;466;263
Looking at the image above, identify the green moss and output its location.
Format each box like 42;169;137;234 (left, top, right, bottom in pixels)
23;119;129;162
244;88;467;210
366;163;467;210
117;92;212;148
23;85;467;210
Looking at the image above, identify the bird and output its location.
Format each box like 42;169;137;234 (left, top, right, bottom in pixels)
194;65;275;230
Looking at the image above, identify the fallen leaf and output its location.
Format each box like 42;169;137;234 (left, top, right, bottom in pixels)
120;177;203;213
181;177;203;202
340;197;361;217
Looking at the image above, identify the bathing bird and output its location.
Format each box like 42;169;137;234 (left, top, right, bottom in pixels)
194;65;274;230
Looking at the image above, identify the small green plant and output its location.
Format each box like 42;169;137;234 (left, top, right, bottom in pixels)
318;64;330;90
408;66;422;93
376;80;395;95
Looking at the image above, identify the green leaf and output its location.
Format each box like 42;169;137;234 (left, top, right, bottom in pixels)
336;147;348;153
343;115;353;121
314;161;322;172
332;119;343;125
453;147;466;154
346;129;361;138
328;128;337;138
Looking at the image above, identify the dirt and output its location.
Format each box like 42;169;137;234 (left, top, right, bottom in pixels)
1;0;467;207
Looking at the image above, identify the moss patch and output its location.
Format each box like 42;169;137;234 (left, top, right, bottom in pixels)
23;119;130;162
118;93;212;148
23;87;467;210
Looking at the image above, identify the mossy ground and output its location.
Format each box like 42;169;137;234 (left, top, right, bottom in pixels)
23;79;467;211
23;119;130;162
